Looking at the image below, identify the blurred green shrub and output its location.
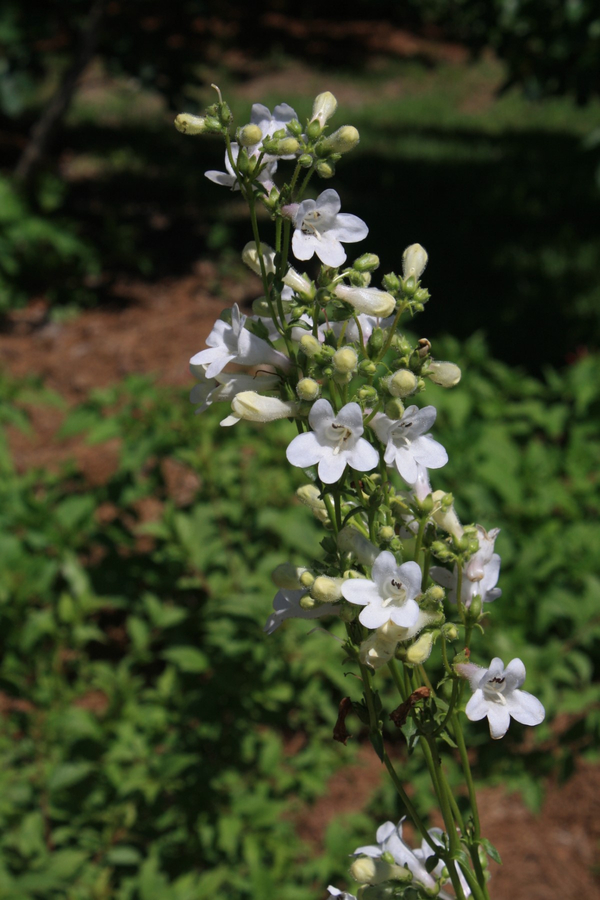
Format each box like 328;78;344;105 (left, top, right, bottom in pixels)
0;340;598;896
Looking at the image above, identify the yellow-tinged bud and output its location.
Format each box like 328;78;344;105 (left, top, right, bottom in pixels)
282;266;315;299
426;360;462;387
174;113;207;135
378;525;395;543
311;575;343;603
299;594;317;610
387;369;418;398
333;346;358;374
385;399;405;420
300;334;323;357
405;631;435;664
241;241;276;276
442;622;459;641
299;570;315;588
296;484;326;509
311;91;338;127
298;152;313;167
271;563;310;589
322;125;360;154
432;490;464;540
231;392;300;423
316;160;335;178
275;137;301;156
296;378;321;401
350;857;412;886
335;284;396;318
237;123;263;146
402;243;428;280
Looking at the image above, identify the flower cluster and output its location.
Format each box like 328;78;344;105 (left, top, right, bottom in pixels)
178;87;546;900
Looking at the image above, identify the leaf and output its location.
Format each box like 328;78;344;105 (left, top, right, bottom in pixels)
162;646;209;673
369;730;385;762
105;845;143;866
48;762;94;793
479;837;502;865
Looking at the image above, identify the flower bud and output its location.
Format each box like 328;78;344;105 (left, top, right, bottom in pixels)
230;392;299;423
237;123;263;146
442;622;459;641
387;369;418;398
296;377;321;401
405;631;435;664
432;491;464;540
298;153;313;167
384;399;405;420
350;857;412;886
299;570;315;588
333;346;358;375
300;334;323;357
274;136;301;156
271;563;310;589
241;241;276;276
377;525;395;544
426;360;462;387
282;267;315;299
299;594;318;611
316;160;336;178
174;113;207;135
357;386;379;405
335;285;396;318
311;575;344;603
402;243;428;280
353;253;380;273
287;118;303;137
337;526;379;566
321;125;360;154
311;91;338;127
296;484;326;510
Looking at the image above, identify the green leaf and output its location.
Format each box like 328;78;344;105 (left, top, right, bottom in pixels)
48;762;94;793
162;646;209;673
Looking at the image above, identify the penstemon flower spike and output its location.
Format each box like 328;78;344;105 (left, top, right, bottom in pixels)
177;88;546;900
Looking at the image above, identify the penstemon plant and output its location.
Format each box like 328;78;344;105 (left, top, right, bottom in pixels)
176;88;546;900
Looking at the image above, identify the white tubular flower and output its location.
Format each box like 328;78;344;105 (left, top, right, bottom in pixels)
319;314;380;345
291;189;368;267
349;857;411;886
431;490;464;540
352;820;437;893
263;588;340;634
190;304;291;378
456;657;545;740
430;526;502;607
286;399;378;484
407;462;432;503
227;392;300;425
371;406;448;484
242;241;276;276
282;266;315;299
413;828;471;897
465;525;501;581
205;142;277;191
426;360;462;387
311;91;338;127
359;612;439;669
271;563;310;590
250;101;299;158
327;888;356;900
334;284;396;318
337;526;378;566
189;370;280;414
402;243;428;279
342;551;422;630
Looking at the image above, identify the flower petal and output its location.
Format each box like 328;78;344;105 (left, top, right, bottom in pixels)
292;230;316;261
506;690;545;726
486;702;511;740
341;579;380;607
330;213;369;243
464;689;490;722
286;432;323;468
347;438;379;473
314;235;347;267
318;452;347;484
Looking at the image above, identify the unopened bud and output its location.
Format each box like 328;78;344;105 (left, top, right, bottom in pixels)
432;491;464;540
357;385;378;404
405;631;435;664
231;392;299;423
271;563;310;589
282;266;315;299
402;243;428;279
311;91;338;127
274;137;300;156
237;123;263;146
298;153;313;167
296;484;326;510
378;525;395;543
299;570;315;588
299;594;317;611
442;622;459;641
241;241;276;276
367;327;384;359
174;113;207;135
300;334;323;357
387;369;418;398
315;160;335;179
384;399;405;420
426;360;462;387
321;125;360;154
350;857;412;886
311;575;343;603
296;377;321;401
337;526;379;566
335;285;396;318
353;253;380;273
467;593;483;621
333;346;358;374
287;118;303;137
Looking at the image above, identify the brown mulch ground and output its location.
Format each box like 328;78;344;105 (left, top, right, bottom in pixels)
1;276;599;899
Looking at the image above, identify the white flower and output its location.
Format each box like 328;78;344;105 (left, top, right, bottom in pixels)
229;391;300;424
456;657;545;740
291;189;368;267
402;243;428;280
286;399;378;484
334;284;395;318
319;314;379;345
205;142;277;191
263;588;340;635
430;527;502;608
189;369;280;414
352;820;437;893
250;102;299;158
190;304;290;378
371;405;448;483
341;551;422;629
359;612;437;669
327;889;356;900
413;828;471;898
407;462;433;503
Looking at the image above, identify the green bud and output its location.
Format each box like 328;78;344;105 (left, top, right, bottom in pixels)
382;272;400;292
276;137;301;156
236;148;250;174
387;369;418;398
287;118;303;136
174;113;207;135
333;370;352;385
353;253;380;273
218;102;233;125
442;622;459;641
384;399;405;420
403;275;417;296
321;125;360;154
204;115;224;134
316;160;335;178
358;360;378;377
296;377;321;401
367;327;384;359
298;153;313;168
357;385;378;404
306;120;322;140
378;525;395;543
468;593;483;621
237;123;263;146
